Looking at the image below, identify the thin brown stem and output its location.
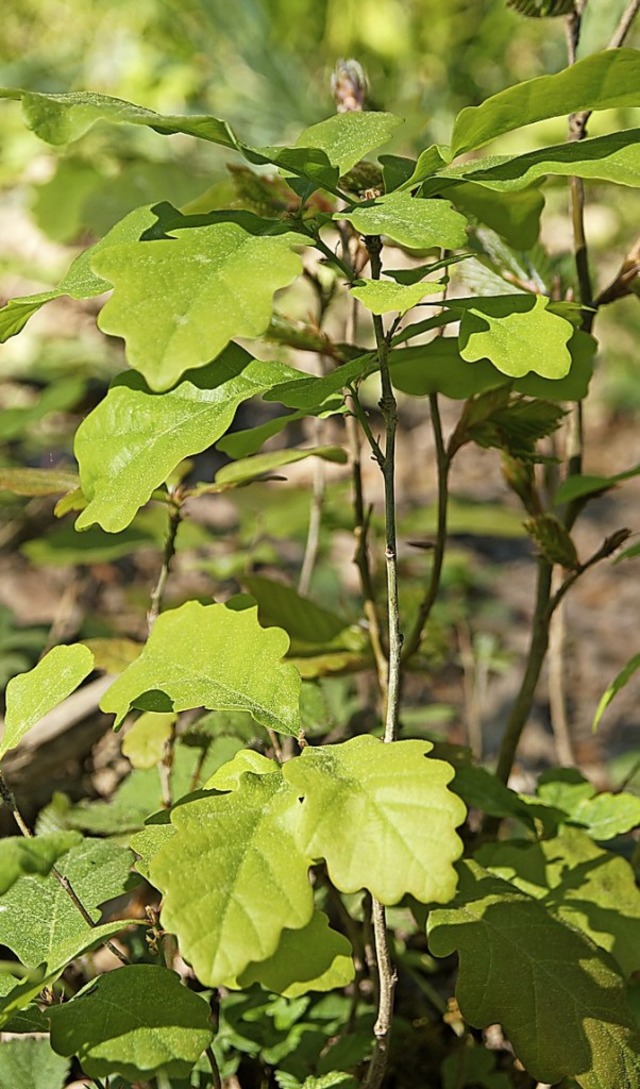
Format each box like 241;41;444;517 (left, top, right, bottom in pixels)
206;1046;222;1089
609;0;640;48
148;500;182;631
363;901;397;1089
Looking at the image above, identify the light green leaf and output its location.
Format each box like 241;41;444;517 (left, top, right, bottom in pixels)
0;834;82;895
456;295;573;379
75;346;303;532
100;601;301;735
0;204;169;343
447;130;640;191
213;445;348;488
0;467;79;497
2;645;94;760
476;828;640;978
0;1038;69;1089
0;88;241;147
91;219;304;390
48;965;213;1080
428;861;640;1089
593;654;640;733
129;821;175;880
206;748;277;790
451;48;640;156
350;278;444;314
337;191;468;250
283;736;466;904
296;112;404;173
0;838;133;967
535;768;640;840
121;712;176;770
149;768;314;985
390;329;594;401
238;911;354;997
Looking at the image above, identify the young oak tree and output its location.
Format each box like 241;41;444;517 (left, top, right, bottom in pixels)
0;4;640;1088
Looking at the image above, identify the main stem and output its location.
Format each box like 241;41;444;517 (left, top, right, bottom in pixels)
361;234;400;1089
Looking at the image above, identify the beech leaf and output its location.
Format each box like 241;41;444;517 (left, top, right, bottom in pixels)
428;861;640;1088
100;601;301;735
283;736;466;904
149;768;314;985
337;191;468;250
74;346;304;532
91;220;304;390
456;295;573;379
47;965;213;1080
2;645;94;760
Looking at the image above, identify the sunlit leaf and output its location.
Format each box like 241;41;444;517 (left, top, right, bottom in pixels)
100;601;301;735
455;295;573;379
75;346;303;532
337;191;468;250
2;645;94;760
350;278;444;314
283;736;465;904
149;768;314;985
91;218;304;390
451;48;640;156
48;965;213;1080
535;768;640;839
296;111;404;172
121;712;176;769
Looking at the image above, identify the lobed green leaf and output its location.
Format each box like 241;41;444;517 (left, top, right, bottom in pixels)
2;645;94;760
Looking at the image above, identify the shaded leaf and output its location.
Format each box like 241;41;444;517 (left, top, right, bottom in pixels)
476;828;640;978
213;445;348;488
283;736;465;904
238;911;354;998
100;601;301;735
242;576;352;647
0;1038;69;1089
554;462;640;505
0;467;79;497
451;48;640;156
48;965;213;1080
263;353;376;411
2;645;94;760
428;861;640;1088
149;768;314;985
0;834;82;895
389;330;594;401
452;766;535;830
0;838;133;967
121;712;176;770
